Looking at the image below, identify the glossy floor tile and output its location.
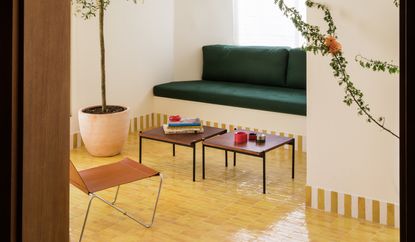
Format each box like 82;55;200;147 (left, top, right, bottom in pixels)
70;132;399;241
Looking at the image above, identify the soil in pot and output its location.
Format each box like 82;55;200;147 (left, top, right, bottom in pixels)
83;105;126;114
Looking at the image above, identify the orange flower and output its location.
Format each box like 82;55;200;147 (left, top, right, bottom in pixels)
324;35;342;55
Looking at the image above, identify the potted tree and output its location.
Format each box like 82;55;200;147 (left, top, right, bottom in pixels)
73;0;140;156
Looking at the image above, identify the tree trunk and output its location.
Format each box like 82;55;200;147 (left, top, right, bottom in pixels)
99;0;107;112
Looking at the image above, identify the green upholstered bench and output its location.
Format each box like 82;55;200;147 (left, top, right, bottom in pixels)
154;45;306;116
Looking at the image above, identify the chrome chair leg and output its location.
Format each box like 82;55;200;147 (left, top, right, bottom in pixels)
79;195;95;242
94;174;163;228
79;174;163;238
111;186;120;205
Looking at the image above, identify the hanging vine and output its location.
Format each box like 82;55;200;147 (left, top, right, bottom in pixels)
275;0;399;138
355;55;400;74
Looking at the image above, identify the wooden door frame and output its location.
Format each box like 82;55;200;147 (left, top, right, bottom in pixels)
1;0;70;241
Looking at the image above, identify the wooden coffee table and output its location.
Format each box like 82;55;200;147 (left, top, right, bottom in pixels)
202;131;295;194
139;126;227;181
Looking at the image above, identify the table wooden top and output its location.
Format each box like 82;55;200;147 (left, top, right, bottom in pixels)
203;130;294;156
139;126;227;146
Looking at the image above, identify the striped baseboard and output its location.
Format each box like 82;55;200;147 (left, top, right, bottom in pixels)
306;186;399;228
70;112;307;154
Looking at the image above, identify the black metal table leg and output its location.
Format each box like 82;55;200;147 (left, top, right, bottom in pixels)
292;140;295;179
225;150;228;167
193;144;196;182
173;143;176;157
263;154;266;194
234;152;236;166
203;144;206;179
139;135;142;164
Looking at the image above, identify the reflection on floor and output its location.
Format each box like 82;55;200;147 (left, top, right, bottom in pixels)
70;133;399;242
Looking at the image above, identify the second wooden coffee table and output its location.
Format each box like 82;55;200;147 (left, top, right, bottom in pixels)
202;131;295;194
139;126;227;181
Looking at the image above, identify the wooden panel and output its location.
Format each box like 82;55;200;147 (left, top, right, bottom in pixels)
318;188;325;210
157;113;161;127
331;191;338;213
23;0;70;240
305;186;312;207
358;197;366;219
140;116;144;131
73;134;78;148
129;119;132;133
145;114;150;130
344;194;352;217
134;117;138;132
372;200;380;223
298;135;303;153
387;203;395;227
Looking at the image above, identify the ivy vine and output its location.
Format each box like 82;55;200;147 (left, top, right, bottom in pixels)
275;0;399;138
355;55;400;74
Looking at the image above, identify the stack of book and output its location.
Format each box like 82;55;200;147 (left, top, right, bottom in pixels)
163;117;204;134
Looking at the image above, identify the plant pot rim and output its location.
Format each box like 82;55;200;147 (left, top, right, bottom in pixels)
79;105;130;116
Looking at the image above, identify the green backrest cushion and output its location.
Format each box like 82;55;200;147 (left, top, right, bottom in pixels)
202;45;289;87
286;48;306;89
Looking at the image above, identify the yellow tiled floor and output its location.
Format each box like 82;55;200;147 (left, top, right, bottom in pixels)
70;132;399;241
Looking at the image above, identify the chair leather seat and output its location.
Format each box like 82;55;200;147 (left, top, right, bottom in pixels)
78;158;159;193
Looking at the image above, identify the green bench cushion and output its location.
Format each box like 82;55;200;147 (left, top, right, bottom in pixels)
202;45;289;87
286;48;306;89
153;80;306;116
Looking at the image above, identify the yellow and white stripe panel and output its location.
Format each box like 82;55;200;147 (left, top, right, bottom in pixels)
71;112;307;154
306;186;399;228
154;97;307;150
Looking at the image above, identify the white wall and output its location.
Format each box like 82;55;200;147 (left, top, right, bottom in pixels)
307;0;399;203
70;0;174;133
174;0;235;80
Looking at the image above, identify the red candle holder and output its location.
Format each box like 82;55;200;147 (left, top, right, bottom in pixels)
234;131;248;144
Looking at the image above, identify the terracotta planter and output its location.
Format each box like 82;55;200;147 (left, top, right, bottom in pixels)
78;106;130;157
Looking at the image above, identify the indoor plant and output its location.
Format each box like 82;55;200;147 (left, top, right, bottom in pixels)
73;0;141;156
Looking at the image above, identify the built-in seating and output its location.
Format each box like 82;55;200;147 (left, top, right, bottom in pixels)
154;45;306;116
